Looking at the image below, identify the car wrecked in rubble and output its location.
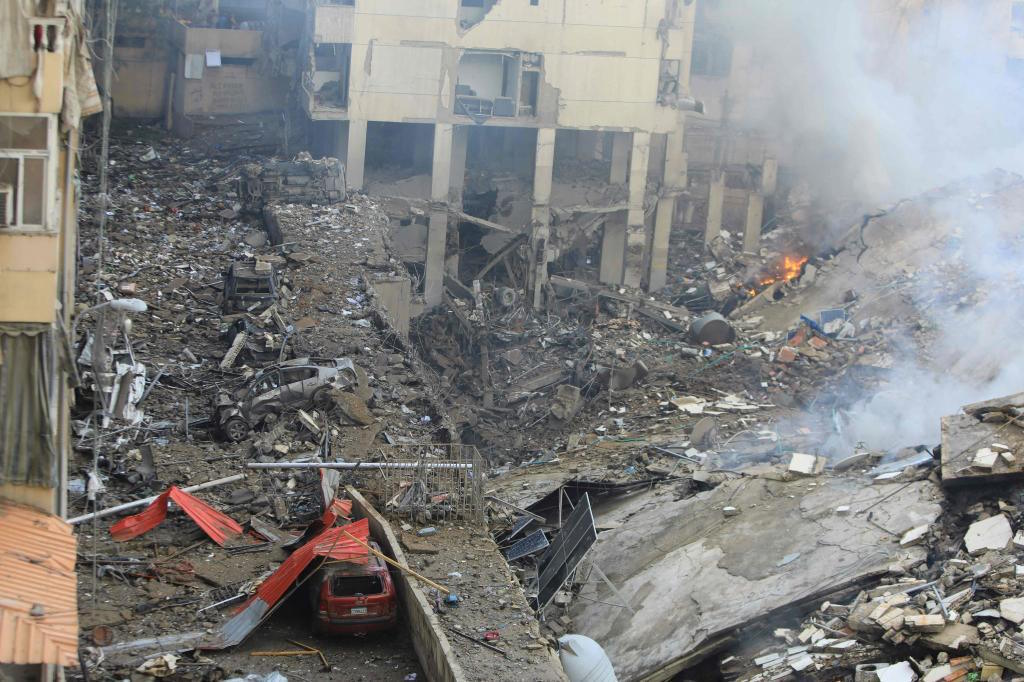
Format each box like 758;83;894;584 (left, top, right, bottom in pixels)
214;357;357;441
308;540;398;635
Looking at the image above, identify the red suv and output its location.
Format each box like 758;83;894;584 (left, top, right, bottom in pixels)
311;542;398;635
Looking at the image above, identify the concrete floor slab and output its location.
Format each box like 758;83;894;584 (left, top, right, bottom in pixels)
570;476;942;680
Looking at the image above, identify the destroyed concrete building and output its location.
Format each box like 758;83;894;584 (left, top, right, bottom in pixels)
303;0;699;306
10;1;1024;681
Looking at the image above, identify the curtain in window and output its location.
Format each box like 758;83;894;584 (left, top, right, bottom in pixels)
0;324;56;487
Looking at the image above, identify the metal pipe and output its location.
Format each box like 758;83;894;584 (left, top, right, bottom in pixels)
246;462;473;470
68;473;245;524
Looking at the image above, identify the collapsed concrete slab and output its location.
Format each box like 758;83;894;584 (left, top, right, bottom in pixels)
570;476;942;681
941;392;1024;486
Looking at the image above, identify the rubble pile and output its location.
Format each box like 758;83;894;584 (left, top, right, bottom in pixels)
727;497;1024;681
67;116;1024;682
71;125;560;681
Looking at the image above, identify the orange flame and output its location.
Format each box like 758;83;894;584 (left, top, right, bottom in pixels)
747;255;809;297
780;255;808;281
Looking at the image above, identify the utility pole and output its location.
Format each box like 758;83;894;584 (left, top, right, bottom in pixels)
95;0;118;287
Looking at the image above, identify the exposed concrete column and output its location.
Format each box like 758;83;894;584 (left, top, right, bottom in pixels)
649;119;687;292
762;156;778;195
741;157;776;254
623;132;650;289
743;193;764;254
610;131;630;184
599;214;626;285
705;172;725;245
431;123;454;202
529;128;556;308
426;210;448;306
346;119;367;191
450;125;468;205
425;123;454;306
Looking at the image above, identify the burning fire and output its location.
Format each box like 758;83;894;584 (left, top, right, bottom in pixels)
746;255;809;297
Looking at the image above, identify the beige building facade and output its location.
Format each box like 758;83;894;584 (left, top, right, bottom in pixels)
0;0;100;675
300;0;699;304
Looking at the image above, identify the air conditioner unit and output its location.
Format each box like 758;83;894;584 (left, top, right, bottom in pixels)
0;184;12;227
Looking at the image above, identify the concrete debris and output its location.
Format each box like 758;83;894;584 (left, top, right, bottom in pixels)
787;452;826;476
964;514;1013;555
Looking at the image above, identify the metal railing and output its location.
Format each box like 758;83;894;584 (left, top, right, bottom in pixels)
363;443;484;524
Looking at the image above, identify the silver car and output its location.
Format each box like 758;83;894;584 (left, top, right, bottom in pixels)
215;357;357;441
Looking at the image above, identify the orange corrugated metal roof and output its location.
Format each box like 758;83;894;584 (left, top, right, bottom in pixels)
0;499;78;667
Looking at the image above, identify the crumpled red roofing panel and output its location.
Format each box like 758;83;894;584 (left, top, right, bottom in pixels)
110;486;243;546
201;516;371;651
252;517;369;607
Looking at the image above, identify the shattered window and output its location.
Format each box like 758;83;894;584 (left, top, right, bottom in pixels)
281;367;317;383
0;115;51;229
331;574;383;596
254;372;280;393
0;155;47;228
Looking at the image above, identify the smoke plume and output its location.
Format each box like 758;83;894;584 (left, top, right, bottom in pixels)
710;1;1024;451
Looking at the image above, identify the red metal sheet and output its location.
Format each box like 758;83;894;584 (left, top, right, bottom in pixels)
168;487;243;546
109;489;172;542
252;518;369;607
110;486;242;546
317;498;353;530
331;498;352;519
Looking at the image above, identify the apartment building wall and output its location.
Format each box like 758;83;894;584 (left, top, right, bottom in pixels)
309;0;692;132
101;11;172;119
0;1;99;511
0;0;98;673
168;19;291;134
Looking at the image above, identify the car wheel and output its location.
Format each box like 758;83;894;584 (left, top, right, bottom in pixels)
223;417;249;442
312;387;335;411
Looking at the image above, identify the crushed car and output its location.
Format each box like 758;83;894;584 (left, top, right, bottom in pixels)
214;357;357;441
309;540;398;635
222;260;280;315
238;153;346;213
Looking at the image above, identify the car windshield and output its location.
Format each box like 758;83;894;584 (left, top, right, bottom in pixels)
250;372;280;396
331;575;383;596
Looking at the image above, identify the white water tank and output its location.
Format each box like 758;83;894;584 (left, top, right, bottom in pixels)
558;634;618;682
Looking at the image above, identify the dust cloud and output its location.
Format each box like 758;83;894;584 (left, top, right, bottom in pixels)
713;1;1024;453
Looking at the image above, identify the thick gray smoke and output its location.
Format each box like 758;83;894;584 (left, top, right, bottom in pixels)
714;0;1024;215
709;1;1024;452
828;186;1024;453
